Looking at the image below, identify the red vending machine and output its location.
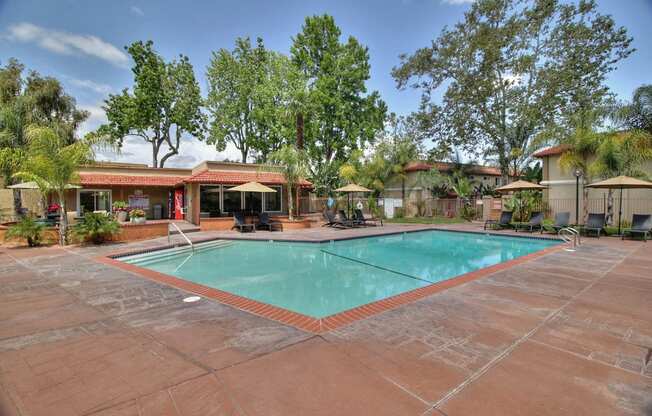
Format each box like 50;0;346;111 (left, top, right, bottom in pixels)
174;188;184;220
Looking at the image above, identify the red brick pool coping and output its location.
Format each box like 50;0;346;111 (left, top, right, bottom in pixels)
97;242;563;334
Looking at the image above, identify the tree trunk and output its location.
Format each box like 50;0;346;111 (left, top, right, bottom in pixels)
13;189;22;218
58;191;68;246
241;149;248;163
296;113;304;150
606;189;614;225
582;186;590;225
152;143;159;168
287;185;294;221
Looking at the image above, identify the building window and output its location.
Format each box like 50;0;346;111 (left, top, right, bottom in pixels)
264;186;282;212
200;185;221;217
222;186;242;213
495;177;500;186
244;191;262;212
78;190;111;215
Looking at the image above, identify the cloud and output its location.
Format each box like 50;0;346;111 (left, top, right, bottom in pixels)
6;22;129;67
78;104;108;137
66;77;113;94
130;6;144;16
441;0;475;4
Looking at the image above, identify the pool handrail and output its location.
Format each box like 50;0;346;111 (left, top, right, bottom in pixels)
168;222;194;251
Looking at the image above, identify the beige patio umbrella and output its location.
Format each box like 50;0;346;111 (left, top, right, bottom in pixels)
225;181;277;214
586;175;652;235
495;180;547;193
334;184;372;219
7;181;81;190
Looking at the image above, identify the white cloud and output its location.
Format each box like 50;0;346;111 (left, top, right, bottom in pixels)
130;6;145;16
78;104;108;138
441;0;475;4
6;22;129;67
67;77;113;94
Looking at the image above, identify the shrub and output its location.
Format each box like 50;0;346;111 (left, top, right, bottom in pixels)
4;217;46;247
73;212;121;244
460;204;476;221
129;208;146;218
112;200;129;212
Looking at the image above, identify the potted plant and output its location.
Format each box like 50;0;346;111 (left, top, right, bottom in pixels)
4;216;46;247
112;200;129;222
72;212;121;244
129;208;146;224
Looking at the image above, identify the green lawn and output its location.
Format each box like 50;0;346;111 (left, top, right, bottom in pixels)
385;216;467;225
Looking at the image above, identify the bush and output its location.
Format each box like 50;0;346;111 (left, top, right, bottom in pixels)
393;207;404;218
112;200;128;212
73;212;121;244
4;217;46;247
129;208;146;218
460;203;476;221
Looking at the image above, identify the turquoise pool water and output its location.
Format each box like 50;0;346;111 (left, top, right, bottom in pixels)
121;231;557;318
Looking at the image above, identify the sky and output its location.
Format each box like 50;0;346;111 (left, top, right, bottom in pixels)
1;0;651;167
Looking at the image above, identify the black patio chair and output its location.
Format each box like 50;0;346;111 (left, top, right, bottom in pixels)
322;210;346;228
484;211;513;230
256;212;282;232
354;209;378;227
622;214;652;241
515;211;544;233
542;212;570;234
584;213;606;238
338;210;359;227
232;212;255;233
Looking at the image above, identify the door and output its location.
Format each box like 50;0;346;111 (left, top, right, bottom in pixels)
174;188;184;220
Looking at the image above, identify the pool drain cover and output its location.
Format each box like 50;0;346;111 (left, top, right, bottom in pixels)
183;296;201;303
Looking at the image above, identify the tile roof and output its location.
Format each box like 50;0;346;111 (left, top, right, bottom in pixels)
77;173;185;187
404;161;503;176
532;145;570;157
183;170;312;187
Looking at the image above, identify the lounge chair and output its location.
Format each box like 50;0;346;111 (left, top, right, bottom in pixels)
484;211;513;230
338;210;359;227
232;212;255;233
584;213;605;238
622;214;652;241
515;211;544;233
354;209;378;227
322;211;346;228
256;212;282;232
542;212;570;234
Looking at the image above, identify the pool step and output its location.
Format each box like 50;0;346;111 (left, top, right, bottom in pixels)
120;239;234;265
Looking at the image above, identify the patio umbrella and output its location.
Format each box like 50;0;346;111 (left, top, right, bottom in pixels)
334;184;372;220
7;181;81;189
586;175;652;235
225;181;277;214
495;180;547;221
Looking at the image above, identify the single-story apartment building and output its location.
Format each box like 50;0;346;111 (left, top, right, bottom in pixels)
533;145;652;223
59;160;311;226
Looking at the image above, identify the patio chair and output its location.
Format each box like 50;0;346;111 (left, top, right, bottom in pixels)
484;211;513;230
338;210;359;227
354;209;378;227
232;212;255;233
515;211;544;233
622;214;652;241
584;213;606;238
256;212;282;232
542;212;570;234
322;210;346;228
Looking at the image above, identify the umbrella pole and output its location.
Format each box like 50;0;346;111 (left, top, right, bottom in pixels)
618;186;623;235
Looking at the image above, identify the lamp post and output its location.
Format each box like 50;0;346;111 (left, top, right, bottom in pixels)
574;169;582;225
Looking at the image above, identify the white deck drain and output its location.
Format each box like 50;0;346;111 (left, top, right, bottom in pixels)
183;296;201;303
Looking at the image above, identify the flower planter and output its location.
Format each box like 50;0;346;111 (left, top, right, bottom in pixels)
131;217;146;225
116;211;128;222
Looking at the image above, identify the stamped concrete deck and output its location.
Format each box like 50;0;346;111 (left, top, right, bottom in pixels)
0;223;650;415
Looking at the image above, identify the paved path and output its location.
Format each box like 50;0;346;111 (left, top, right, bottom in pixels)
0;224;650;415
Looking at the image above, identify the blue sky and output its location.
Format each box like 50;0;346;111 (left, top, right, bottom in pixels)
1;0;651;166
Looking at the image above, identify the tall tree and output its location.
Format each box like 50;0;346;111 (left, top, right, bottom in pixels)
94;41;205;168
393;0;633;180
291;14;387;195
206;38;304;163
613;84;652;136
269;145;309;221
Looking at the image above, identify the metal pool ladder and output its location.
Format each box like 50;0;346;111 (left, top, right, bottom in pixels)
558;227;580;251
168;222;194;252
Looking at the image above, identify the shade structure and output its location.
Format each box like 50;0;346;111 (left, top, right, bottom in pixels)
7;181;81;190
225;181;277;193
334;183;372;193
495;180;546;193
586;175;652;235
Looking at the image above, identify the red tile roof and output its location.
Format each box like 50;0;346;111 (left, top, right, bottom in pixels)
77;173;185;187
404;161;503;176
183;170;312;187
532;145;570;158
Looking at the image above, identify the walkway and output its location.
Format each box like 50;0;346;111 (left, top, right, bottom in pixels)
0;224;650;415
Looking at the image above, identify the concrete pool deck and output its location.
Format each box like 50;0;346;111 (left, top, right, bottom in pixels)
0;223;650;415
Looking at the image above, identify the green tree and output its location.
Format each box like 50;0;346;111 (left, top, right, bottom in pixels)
393;0;633;180
94;41;205;168
14;126;98;245
269;145;309;221
613;84;652;136
291;14;387;194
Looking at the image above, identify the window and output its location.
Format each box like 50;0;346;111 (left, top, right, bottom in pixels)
200;185;221;217
222;186;242;213
264;186;282;212
495;177;501;186
78;190;111;214
244;191;262;212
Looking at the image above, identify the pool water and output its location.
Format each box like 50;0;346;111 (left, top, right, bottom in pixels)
121;230;557;318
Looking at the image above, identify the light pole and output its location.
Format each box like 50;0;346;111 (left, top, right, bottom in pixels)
574;169;582;225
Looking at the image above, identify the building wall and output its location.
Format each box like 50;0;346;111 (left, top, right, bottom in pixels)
63;186;173;219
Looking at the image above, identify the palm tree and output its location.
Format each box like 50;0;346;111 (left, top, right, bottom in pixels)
269;144;309;221
13;126;95;245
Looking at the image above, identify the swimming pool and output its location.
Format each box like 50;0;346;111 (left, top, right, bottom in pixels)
119;230;558;319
